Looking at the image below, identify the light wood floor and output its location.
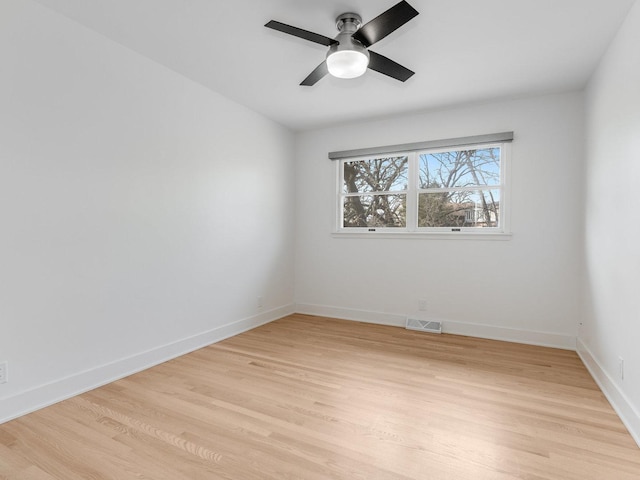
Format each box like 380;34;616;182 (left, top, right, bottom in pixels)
1;314;640;479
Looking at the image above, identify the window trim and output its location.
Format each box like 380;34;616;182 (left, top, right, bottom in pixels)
334;141;512;238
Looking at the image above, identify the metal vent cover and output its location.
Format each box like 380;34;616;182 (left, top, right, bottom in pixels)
406;318;442;334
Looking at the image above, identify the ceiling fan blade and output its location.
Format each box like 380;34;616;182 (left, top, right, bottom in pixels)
265;20;338;46
367;50;414;82
300;61;329;86
352;1;419;48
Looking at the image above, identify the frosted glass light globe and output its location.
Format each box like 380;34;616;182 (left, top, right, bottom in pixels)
326;50;369;79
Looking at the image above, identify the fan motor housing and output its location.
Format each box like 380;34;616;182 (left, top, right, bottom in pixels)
329;12;369;61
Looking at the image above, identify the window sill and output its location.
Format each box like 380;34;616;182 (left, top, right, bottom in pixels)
331;231;513;240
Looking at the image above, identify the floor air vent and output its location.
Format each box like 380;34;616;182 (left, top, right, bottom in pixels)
406;318;442;334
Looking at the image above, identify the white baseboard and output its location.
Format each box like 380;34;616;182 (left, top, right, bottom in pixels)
577;338;640;448
295;303;576;350
442;318;576;350
296;303;407;327
0;304;295;424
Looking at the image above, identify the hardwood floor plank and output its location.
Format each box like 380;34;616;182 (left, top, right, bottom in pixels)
1;314;639;479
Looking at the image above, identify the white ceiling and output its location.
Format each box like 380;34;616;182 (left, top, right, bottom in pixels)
34;0;635;131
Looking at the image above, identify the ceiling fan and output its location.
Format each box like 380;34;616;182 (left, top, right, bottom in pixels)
265;1;419;86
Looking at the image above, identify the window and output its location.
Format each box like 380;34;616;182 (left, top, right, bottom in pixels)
342;155;408;228
417;146;501;229
335;138;510;235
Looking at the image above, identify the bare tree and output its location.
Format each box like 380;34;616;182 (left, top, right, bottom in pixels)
343;157;407;227
418;148;499;227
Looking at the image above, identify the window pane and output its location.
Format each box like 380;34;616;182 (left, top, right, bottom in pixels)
419;148;500;189
343;156;408;194
418;190;500;228
343;194;406;227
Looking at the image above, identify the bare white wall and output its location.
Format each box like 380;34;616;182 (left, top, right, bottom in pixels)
295;93;584;348
0;0;295;421
581;0;640;444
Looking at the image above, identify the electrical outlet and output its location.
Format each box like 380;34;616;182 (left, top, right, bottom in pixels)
418;300;428;311
257;296;263;309
0;361;7;384
618;357;624;380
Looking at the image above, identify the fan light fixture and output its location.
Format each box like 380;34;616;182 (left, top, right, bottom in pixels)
326;13;369;79
326;49;369;79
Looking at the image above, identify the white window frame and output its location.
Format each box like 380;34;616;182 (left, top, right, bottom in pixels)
334;142;511;239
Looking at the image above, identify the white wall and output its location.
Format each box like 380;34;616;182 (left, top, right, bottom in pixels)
295;93;585;348
581;0;640;445
0;0;295;422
